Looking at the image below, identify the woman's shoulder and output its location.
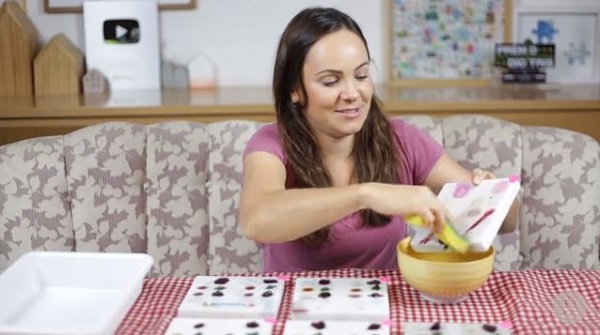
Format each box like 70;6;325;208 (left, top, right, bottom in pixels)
387;116;444;160
254;122;279;136
244;122;285;161
248;122;280;144
388;117;422;138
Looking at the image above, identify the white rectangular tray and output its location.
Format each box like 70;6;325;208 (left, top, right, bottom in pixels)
0;251;153;335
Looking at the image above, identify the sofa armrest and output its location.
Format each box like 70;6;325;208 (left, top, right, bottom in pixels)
0;136;74;273
520;126;600;269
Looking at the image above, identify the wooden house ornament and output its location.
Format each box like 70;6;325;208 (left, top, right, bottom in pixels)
34;34;85;96
0;0;39;97
161;60;189;90
188;51;217;90
82;68;108;95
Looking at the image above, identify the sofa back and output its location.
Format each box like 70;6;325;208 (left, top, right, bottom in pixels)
1;115;598;276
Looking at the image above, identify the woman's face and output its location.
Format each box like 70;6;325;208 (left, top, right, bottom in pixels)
294;29;374;141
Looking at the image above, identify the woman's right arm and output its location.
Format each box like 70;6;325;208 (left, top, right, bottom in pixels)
239;151;365;243
239;152;446;243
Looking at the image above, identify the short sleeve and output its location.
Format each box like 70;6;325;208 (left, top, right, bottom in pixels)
391;119;445;185
243;123;286;163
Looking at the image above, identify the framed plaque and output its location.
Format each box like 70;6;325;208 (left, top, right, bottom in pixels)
44;0;196;13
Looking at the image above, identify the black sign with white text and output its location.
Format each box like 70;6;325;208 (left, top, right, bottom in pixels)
494;42;555;83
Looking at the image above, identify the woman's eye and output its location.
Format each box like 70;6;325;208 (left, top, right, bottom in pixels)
355;73;369;80
322;78;338;86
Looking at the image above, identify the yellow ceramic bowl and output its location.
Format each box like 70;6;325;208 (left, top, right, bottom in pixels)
397;237;495;304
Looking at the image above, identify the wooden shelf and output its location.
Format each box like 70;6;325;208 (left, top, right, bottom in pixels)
1;84;599;145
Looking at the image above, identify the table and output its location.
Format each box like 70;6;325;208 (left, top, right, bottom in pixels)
115;268;600;335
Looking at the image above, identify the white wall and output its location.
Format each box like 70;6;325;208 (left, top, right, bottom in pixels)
19;0;588;87
22;0;386;87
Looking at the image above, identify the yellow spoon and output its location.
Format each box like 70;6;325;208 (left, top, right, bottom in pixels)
404;215;470;253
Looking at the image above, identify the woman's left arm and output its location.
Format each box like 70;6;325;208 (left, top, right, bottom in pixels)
423;153;520;234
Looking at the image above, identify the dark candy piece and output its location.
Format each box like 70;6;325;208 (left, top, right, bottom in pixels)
193;292;204;296
367;323;381;330
311;321;326;329
194;323;205;328
318;292;331;298
262;290;273;297
211;291;224;297
369;293;383;298
265;285;276;290
367;280;381;285
246;321;259;328
245;286;255;290
318;279;331;285
263;279;278;284
482;324;497;332
214;277;229;284
430;322;441;331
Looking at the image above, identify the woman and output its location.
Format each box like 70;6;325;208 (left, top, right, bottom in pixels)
240;7;518;272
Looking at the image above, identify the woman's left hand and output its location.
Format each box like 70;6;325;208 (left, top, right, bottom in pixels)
471;168;496;185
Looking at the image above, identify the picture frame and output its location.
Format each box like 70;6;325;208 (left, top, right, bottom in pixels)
43;0;196;13
388;0;513;87
512;1;600;84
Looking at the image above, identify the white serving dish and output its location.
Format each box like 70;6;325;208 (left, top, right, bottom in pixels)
0;251;153;335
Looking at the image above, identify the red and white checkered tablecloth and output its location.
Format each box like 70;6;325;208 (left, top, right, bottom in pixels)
115;269;600;335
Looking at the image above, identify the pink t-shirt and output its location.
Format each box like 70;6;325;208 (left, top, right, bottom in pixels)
243;118;444;272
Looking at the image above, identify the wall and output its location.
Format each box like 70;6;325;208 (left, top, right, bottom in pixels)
17;0;591;87
21;0;386;87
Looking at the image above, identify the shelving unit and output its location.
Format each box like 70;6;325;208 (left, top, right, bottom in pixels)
0;84;599;145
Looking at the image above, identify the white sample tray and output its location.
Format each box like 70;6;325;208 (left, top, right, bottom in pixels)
0;251;153;335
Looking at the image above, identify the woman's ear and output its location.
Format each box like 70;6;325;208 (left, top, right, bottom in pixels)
291;90;300;104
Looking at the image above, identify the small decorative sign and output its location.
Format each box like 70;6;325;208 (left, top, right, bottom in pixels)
494;41;555;83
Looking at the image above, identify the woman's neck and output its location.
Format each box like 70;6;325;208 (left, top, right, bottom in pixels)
316;133;355;161
316;134;357;186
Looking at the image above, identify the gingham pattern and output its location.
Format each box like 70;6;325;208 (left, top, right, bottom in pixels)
115;269;600;335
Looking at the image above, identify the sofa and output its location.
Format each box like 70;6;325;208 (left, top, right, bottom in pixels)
1;115;599;277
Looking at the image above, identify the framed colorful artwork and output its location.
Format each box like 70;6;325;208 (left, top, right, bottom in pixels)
44;0;196;13
513;1;600;84
388;0;513;87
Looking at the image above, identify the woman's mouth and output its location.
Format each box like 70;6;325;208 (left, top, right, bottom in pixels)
336;107;360;115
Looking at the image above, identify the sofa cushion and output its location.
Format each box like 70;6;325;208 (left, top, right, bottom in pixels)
207;120;265;275
146;121;210;277
64;123;147;254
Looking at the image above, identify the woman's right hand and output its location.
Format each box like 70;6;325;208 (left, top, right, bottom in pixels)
359;182;446;234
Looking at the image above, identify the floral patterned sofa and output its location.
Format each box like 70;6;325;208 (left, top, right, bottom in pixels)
1;115;598;277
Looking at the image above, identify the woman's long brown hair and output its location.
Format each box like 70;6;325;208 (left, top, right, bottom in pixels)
272;7;405;244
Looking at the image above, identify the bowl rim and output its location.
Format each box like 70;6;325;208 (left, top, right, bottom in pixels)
397;237;495;265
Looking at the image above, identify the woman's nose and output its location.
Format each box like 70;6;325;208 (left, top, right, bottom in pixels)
341;80;359;101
